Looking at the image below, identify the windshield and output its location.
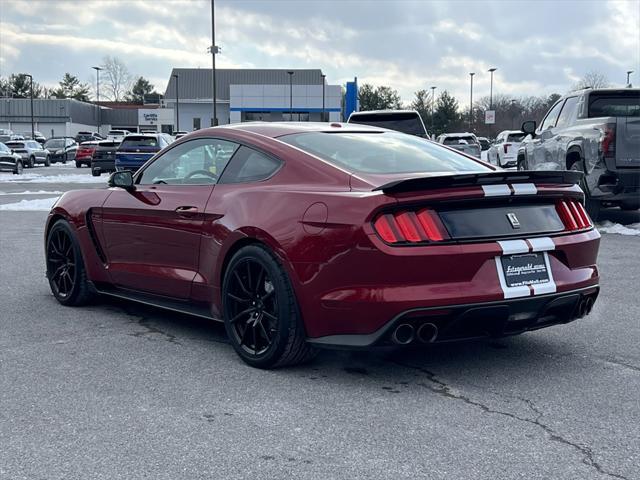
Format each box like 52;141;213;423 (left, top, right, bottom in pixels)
45;139;65;148
589;93;640;117
348;112;426;136
279;131;489;174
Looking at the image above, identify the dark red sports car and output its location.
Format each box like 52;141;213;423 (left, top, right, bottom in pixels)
45;122;600;368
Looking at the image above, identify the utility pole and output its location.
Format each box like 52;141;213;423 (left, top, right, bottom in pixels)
24;74;34;139
92;66;102;134
488;67;497;109
469;72;475;131
430;86;436;135
173;73;179;132
321;74;326;122
210;0;217;126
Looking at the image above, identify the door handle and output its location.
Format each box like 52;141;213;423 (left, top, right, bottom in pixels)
175;206;199;218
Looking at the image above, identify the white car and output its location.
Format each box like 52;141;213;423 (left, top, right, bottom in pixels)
435;133;481;158
487;130;527;169
106;130;130;143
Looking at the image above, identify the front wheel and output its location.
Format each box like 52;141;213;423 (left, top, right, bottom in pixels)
44;155;50;167
222;244;316;369
46;220;93;306
29;156;35;168
13;161;23;175
517;156;529;171
75;161;82;168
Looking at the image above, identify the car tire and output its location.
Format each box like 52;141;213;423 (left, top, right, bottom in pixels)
75;161;82;168
91;167;100;177
44;155;50;167
13;161;23;175
517;155;529;171
570;161;601;221
46;220;94;306
222;244;317;369
29;156;35;168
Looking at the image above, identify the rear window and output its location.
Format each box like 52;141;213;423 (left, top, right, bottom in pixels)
506;133;526;142
44;139;65;149
279;131;489;174
442;136;476;145
120;137;159;149
5;142;25;149
108;130;126;135
589;93;640;117
348;112;427;136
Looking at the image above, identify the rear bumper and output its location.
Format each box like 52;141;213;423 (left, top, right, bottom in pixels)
308;286;599;348
91;158;116;172
591;168;640;203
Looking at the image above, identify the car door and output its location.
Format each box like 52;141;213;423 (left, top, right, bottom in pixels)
99;137;239;298
550;96;580;166
32;141;45;161
529;99;565;169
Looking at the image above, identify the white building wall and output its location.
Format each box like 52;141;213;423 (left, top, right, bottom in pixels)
0;121;107;138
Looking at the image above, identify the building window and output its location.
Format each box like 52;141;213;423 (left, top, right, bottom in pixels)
193;117;201;130
283;112;309;122
244;112;269;121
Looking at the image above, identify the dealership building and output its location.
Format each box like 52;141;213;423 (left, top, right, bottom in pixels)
163;68;343;129
0;68;352;138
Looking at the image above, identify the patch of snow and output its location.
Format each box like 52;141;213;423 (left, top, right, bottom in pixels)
0;172;106;184
0;190;63;195
597;221;640;236
0;196;59;211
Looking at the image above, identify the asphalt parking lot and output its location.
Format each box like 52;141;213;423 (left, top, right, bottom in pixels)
1;165;639;479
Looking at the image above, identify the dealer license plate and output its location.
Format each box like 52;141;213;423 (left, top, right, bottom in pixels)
499;252;550;288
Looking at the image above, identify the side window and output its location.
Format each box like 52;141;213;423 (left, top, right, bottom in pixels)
138;138;239;185
219;146;282;184
540;100;565;131
555;96;579;129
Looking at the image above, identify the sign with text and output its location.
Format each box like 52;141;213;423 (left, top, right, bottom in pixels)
485;110;496;124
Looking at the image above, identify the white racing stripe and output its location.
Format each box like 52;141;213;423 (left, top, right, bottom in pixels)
512;183;537;195
497;239;529;254
527;237;555;252
482;184;511;197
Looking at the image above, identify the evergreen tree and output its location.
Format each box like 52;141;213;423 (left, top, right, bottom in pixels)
358;83;403;110
51;73;90;101
125;76;157;103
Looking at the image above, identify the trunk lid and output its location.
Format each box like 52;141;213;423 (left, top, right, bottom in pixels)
615;116;640;168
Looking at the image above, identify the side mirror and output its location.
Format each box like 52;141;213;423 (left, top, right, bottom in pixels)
108;170;134;190
521;120;537;136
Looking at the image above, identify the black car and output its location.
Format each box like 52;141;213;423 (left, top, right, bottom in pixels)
44;137;78;164
0;142;24;174
75;131;103;143
91;141;120;176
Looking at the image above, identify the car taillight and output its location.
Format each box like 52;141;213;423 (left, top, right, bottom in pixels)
601;123;616;159
373;209;448;244
503;143;511;154
555;199;592;231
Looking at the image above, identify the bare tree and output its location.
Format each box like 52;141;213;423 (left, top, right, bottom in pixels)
100;56;132;101
572;71;610;90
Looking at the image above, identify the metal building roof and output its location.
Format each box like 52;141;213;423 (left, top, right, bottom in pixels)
164;68;326;101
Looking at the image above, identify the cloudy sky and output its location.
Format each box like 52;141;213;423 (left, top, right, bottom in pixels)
1;0;638;106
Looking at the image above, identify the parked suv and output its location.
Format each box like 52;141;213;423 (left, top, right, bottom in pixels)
44;137;77;164
75;141;99;168
5;140;50;168
347;110;430;138
0;142;24;174
116;134;172;171
518;88;640;218
488;130;527;168
106;130;130;143
435;133;481;158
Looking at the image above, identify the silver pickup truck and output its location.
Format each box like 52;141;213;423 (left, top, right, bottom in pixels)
517;88;640;219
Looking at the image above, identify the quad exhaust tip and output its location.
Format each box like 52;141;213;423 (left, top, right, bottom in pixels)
391;324;415;345
417;323;438;343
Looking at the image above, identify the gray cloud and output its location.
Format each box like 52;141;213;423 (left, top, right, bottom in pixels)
0;0;638;106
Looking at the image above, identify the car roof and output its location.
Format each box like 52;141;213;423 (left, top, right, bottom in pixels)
440;132;476;137
349;109;420;115
208;121;386;139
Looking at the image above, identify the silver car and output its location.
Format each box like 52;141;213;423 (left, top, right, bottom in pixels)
436;133;482;158
0;142;24;174
4;140;50;168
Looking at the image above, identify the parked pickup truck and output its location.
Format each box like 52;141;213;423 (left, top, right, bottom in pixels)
518;88;640;218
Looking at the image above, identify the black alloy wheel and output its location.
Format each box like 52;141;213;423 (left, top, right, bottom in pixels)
222;245;316;369
46;220;92;306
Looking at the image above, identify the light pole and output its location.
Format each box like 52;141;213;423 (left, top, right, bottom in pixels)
287;71;294;120
92;66;102;134
210;0;219;126
173;73;179;132
510;99;517;129
320;74;326;122
469;72;475;131
430;86;436;134
24;74;34;139
488;67;497;109
627;70;634;85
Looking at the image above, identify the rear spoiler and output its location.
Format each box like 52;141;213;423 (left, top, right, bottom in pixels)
373;171;582;194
